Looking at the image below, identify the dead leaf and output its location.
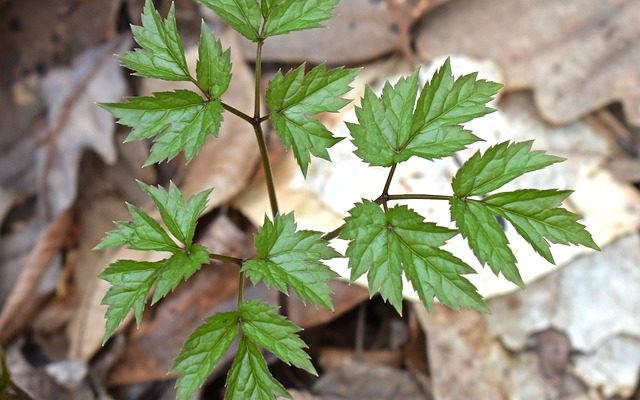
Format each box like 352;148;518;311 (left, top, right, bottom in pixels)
318;348;402;371
313;359;431;400
0;209;72;343
0;0;123;84
237;0;445;64
38;35;129;218
66;141;153;361
415;0;640;125
414;234;640;399
416;304;599;400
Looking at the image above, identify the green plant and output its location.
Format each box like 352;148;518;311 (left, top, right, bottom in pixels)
95;0;599;398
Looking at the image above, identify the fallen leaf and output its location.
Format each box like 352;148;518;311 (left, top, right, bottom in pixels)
38;34;129;218
318;348;402;371
415;0;640;125
0;210;72;343
235;0;446;64
413;304;594;400
574;335;640;398
313;359;431;400
0;0;123;83
488;234;640;354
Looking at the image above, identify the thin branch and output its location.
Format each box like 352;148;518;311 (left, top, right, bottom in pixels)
381;164;398;212
322;225;343;241
253;124;279;216
222;102;255;124
258;113;271;123
209;253;244;266
386;194;453;202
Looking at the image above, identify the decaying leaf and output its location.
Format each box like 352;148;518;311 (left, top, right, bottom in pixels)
415;0;640;125
39;35;129;217
235;0;446;64
415;234;640;399
0;210;72;343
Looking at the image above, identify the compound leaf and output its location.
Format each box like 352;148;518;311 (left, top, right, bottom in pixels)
100;260;160;341
263;0;339;38
101;90;224;165
452;141;565;197
197;21;232;98
450;197;523;287
243;213;340;310
152;244;210;304
348;59;499;167
198;0;262;42
172;312;239;400
225;337;289;400
239;301;316;375
120;0;190;81
99;246;211;341
266;64;358;175
340;201;487;314
138;181;212;247
484;189;599;263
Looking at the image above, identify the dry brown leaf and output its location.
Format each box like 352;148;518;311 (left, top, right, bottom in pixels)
38;35;129;218
0;0;123;84
415;0;640;125
313;359;430;400
237;0;446;64
65;140;154;362
318;348;403;371
0;210;72;343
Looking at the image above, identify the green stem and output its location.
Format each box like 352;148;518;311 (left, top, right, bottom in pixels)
385;194;453;202
209;253;244;266
254;41;264;119
381;164;397;212
237;271;245;308
189;73;255;126
322;225;343;241
253;123;280;216
252;37;289;316
222;102;254;125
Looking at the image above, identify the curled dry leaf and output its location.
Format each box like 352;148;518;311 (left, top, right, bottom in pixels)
415;0;640;125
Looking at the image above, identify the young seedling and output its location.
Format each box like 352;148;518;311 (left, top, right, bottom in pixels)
96;0;599;398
